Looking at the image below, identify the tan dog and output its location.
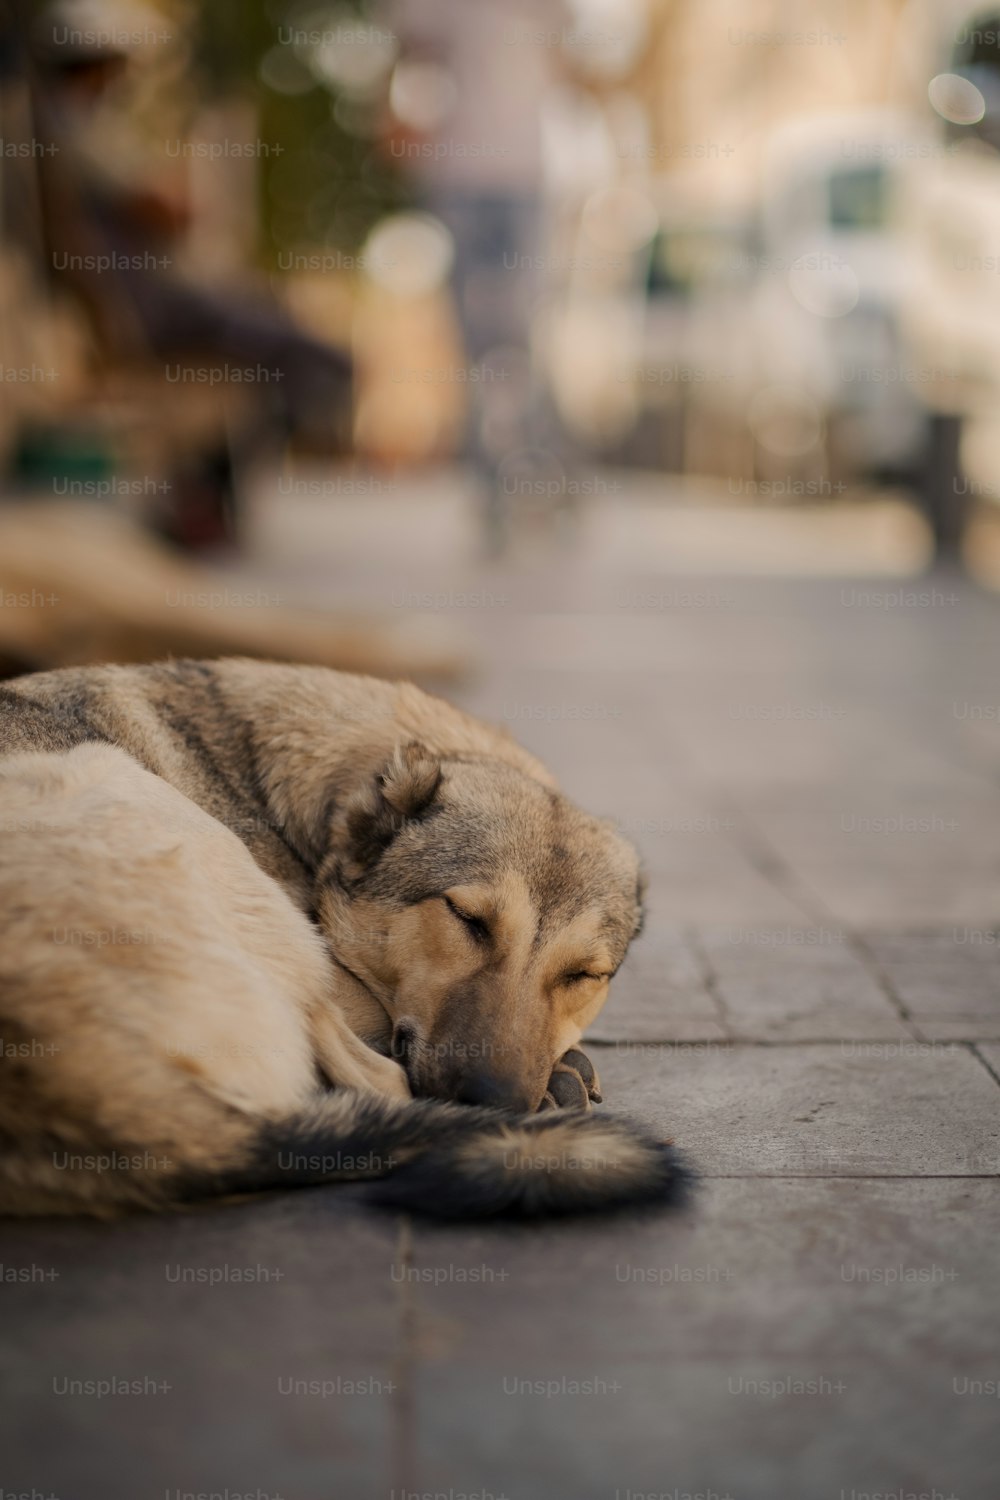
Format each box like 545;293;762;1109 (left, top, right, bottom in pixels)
0;660;686;1218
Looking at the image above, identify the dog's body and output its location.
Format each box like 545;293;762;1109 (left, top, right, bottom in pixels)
0;660;684;1218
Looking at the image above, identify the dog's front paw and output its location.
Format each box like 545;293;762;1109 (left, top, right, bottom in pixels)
343;1044;412;1104
538;1047;603;1112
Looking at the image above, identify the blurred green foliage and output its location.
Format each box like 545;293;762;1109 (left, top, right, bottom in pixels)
190;0;410;264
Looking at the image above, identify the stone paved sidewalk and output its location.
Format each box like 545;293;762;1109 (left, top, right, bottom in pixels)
2;489;999;1500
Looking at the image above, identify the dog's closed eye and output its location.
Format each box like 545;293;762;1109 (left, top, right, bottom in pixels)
443;897;491;943
562;970;610;986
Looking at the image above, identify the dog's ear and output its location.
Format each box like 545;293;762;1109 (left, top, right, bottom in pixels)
337;741;442;882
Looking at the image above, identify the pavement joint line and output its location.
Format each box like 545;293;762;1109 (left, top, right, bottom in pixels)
848;930;931;1042
695;1173;1000;1180
698;791;928;1041
684;924;735;1035
390;1216;418;1494
969;1042;1000;1091
584;1037;979;1049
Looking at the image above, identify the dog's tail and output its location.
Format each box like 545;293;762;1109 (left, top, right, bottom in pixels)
190;1093;690;1220
0;1093;688;1219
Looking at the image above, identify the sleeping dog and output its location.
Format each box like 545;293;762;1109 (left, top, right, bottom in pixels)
0;660;686;1218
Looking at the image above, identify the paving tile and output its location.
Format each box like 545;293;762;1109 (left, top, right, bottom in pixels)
665;709;890;790
588;924;914;1044
919;1017;1000;1041
587;1012;731;1047
586;926;725;1043
778;865;1000;927
593;1041;1000;1176
488;611;786;675
404;1177;1000;1360
0;1193;404;1500
411;1357;998;1500
976;1044;1000;1082
695;927;911;1041
625;818;762;878
731;793;1000;925
641;863;810;925
860;929;1000;1040
402;1179;1000;1500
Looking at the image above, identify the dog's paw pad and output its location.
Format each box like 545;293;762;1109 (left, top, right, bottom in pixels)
539;1048;602;1112
559;1047;602;1101
547;1067;589;1110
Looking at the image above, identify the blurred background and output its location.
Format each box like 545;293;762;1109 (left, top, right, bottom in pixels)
3;0;1000;679
6;17;1000;1495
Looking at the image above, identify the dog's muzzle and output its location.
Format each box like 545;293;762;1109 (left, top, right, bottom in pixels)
392;1020;536;1112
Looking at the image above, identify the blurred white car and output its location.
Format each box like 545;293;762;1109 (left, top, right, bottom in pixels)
624;110;934;492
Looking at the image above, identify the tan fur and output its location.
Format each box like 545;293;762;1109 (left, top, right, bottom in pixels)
0;741;407;1214
0;661;680;1219
324;870;615;1110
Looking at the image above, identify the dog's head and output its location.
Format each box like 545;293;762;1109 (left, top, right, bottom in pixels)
317;741;643;1111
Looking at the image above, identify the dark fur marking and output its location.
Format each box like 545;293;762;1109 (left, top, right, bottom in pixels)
192;665;316;873
152;679;281;835
171;1097;694;1222
368;1115;694;1221
0;683;113;754
176;1094;495;1198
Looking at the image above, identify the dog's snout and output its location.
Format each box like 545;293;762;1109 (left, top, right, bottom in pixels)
455;1071;534;1113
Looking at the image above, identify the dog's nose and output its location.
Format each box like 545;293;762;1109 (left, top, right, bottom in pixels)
455;1071;533;1113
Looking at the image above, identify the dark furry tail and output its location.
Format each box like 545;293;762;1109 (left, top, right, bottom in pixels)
189;1093;691;1220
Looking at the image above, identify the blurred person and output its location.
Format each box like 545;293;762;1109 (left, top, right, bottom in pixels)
26;0;354;544
379;0;574;551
